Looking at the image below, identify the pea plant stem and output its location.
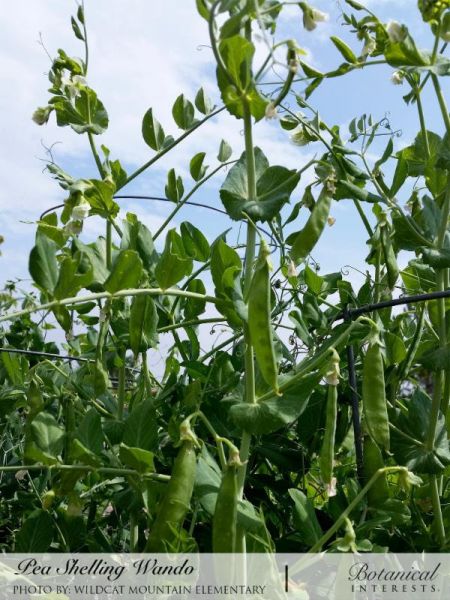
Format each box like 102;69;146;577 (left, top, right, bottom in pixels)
306;466;409;554
237;99;258;500
152;161;236;241
117;348;126;420
426;180;450;546
0;288;218;324
120;106;226;189
0;464;170;481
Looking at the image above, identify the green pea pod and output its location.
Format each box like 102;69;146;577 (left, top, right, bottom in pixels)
363;436;389;507
362;342;390;451
212;463;238;553
248;240;279;394
290;187;332;264
145;439;197;552
319;384;338;486
380;220;399;290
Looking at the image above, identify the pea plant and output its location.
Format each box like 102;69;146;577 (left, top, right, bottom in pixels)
1;0;450;555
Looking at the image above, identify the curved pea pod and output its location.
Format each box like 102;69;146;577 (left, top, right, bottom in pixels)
145;439;197;552
363;436;389;507
362;342;390;451
319;384;338;486
289;187;332;265
212;463;238;553
248;240;279;394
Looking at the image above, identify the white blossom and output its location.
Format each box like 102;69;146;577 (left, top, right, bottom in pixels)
265;103;278;120
362;37;376;57
391;70;405;85
64;220;82;237
300;3;328;32
386;20;407;43
71;198;91;220
287;259;298;278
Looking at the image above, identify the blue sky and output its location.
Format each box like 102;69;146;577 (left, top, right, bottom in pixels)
0;0;447;297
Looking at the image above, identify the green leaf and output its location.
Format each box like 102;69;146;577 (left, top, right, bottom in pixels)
71;16;84;40
184;279;207;319
218;139;232;162
180;222;210;262
230;373;320;434
391;389;450;474
155;229;193;289
119;444;155;473
172;94;195;130
129;295;158;356
73;238;109;292
85;179;119;219
330;36;358;64
51;88;108;135
217;35;268;121
29;233;59;294
189;152;208;181
120;213;158;271
220;148;299;221
54;255;93;300
123;399;158;452
15;510;54;552
288;489;323;546
28;412;65;463
195;87;213;115
210;239;243;328
196;0;210;19
104;250;143;293
384;31;428;68
142;108;165;151
75;409;104;455
422;248;450;268
165;168;184;202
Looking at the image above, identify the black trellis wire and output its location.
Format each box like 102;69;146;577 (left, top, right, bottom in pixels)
39;195;278;247
340;288;450;483
3;288;450;483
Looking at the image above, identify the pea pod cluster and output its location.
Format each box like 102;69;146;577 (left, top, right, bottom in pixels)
145;432;198;552
212;453;240;553
248;239;279;394
362;339;390;451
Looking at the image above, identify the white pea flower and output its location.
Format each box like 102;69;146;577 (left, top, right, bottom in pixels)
71;198;91;220
362;36;376;57
265;103;278;120
64;220;82;237
72;74;87;87
287;259;298;278
386;20;407;43
326;477;337;497
391;70;405;85
300;2;328;31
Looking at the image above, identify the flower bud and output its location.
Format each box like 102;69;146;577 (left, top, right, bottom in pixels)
32;106;53;125
386;20;408;43
391;70;405;85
